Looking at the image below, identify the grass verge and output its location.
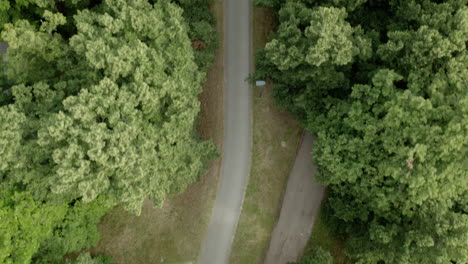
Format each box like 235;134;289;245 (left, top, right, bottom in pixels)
90;1;224;263
228;7;303;264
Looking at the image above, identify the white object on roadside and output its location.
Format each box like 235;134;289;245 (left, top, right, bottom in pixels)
255;80;266;86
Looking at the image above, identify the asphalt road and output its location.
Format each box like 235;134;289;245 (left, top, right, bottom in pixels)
264;133;325;264
198;0;252;263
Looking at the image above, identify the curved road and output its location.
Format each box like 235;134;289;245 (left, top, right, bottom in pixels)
198;0;252;263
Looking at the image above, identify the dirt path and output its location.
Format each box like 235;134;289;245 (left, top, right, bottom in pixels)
197;0;252;263
264;133;325;264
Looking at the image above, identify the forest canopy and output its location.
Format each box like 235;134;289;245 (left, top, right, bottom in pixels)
254;0;468;263
0;0;217;263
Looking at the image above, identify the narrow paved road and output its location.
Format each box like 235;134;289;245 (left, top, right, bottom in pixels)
198;0;252;263
264;133;325;264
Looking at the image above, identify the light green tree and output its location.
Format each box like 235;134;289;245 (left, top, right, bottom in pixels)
1;0;216;215
0;190;67;264
0;0;217;263
33;197;112;264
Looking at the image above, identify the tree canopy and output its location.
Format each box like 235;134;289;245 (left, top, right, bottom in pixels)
255;0;468;263
1;0;215;214
66;253;114;264
290;247;333;264
0;0;218;262
0;190;66;264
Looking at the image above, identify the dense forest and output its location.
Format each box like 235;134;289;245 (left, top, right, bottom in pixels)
253;0;468;263
0;0;217;263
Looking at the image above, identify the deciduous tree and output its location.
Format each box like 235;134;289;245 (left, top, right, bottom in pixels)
255;0;468;262
1;0;216;215
0;190;66;264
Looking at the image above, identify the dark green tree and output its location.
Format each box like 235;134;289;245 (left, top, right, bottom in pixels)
254;0;371;123
173;0;218;72
255;0;468;263
291;247;333;264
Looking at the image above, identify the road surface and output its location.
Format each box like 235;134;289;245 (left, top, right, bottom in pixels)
264;133;325;264
198;0;252;263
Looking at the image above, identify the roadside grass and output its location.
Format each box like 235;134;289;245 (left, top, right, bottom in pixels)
229;7;303;264
90;1;224;263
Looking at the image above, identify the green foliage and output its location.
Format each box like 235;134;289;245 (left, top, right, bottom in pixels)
34;198;112;264
254;0;372;122
264;4;369;70
0;189;111;264
254;0;285;9
0;0;95;34
257;0;468;263
0;190;67;264
345;201;468;264
1;0;216;214
0;0;218;263
173;0;218;72
66;253;114;264
291;247;333;264
0;106;25;171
